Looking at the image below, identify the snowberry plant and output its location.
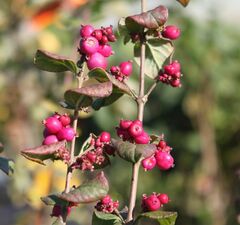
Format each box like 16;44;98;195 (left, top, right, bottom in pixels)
21;0;190;224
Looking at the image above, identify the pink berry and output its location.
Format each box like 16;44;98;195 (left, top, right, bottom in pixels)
120;120;133;130
87;52;107;70
164;64;175;75
59;114;71;127
57;127;75;142
155;151;174;170
44;116;62;134
135;131;150;144
112;201;119;209
98;44;113;57
143;194;161;211
158;193;169;205
42;135;59;145
142;156;156;171
80;25;94;37
119;61;132;76
80;36;99;55
92;29;103;41
100;35;108;44
86;152;97;163
170;79;181;87
158;140;167;149
105;26;113;35
162;25;181;40
102;195;112;205
99;131;111;143
107;34;117;42
171;61;181;73
128;121;143;137
95;138;102;147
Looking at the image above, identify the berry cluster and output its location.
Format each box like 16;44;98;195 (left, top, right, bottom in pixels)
158;60;182;88
79;25;117;70
73;132;113;171
42;113;75;145
141;139;174;171
141;192;169;212
116;119;150;144
95;195;119;213
110;61;133;81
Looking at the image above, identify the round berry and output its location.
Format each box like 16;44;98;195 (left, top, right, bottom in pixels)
86;151;97;163
119;61;133;76
92;29;103;41
164;64;175;75
102;195;112;205
98;44;113;57
59;114;71;127
128;121;144;137
158;140;167;149
171;61;181;73
158;193;169;205
110;66;120;75
107;34;117;42
44;116;62;134
100;35;108;44
143;194;161;211
105;26;113;35
170;79;181;87
87;52;107;70
135;132;150;144
162;25;181;40
99;131;111;143
57;127;75;142
155;151;174;170
142;156;156;171
42;135;59;145
120;119;133;130
80;36;99;55
80;25;94;37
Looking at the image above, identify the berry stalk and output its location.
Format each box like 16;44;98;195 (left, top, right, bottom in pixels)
126;0;146;222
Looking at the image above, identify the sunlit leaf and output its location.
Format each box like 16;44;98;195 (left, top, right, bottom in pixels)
92;210;123;225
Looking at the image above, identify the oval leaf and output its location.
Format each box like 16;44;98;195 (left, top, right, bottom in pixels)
134;39;174;79
0;157;14;176
41;195;69;206
126;5;168;31
34;50;77;74
134;211;178;225
111;139;156;163
92;211;123;225
21;141;66;165
177;0;190;7
58;171;109;204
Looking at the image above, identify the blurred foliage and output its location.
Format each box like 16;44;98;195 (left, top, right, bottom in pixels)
0;0;239;225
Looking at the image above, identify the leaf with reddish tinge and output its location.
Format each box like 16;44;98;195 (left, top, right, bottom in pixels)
177;0;190;7
111;139;156;163
126;5;168;31
21;141;66;165
34;49;77;74
57;172;109;204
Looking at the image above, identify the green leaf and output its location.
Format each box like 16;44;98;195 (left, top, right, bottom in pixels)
21;141;66;165
118;18;132;45
58;171;109;204
41;195;69;206
92;211;123;225
111;139;156;163
34;50;77;74
134;39;174;79
125;5;168;31
177;0;190;7
0;157;14;175
0;142;4;153
134;211;178;225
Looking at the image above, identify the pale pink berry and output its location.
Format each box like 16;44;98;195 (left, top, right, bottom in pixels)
128;121;144;137
57;127;75;142
119;61;132;76
99;131;111;143
120;120;133;130
80;36;99;55
135;131;150;144
162;25;181;40
80;25;94;37
158;193;169;205
44;117;62;134
98;44;113;57
59;114;71;127
42;135;59;145
142;194;161;211
87;52;108;70
142;156;156;171
155;150;174;170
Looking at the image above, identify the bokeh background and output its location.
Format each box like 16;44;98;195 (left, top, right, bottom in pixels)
0;0;240;224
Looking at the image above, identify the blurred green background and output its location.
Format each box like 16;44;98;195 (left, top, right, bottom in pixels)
0;0;240;225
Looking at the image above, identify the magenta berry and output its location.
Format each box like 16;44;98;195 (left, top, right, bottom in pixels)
119;61;133;76
120;119;133;130
171;61;181;73
80;36;99;55
98;44;113;57
170;79;181;87
142;194;161;211
99;131;111;143
92;29;103;41
142;156;156;171
164;64;175;75
105;26;113;35
44;116;62;134
158;193;169;205
158;140;167;149
134;131;150;144
87;52;107;70
57;127;75;142
155;150;174;170
107;34;117;42
128;121;144;137
162;25;181;40
86;152;97;163
100;35;108;44
80;24;94;37
102;195;112;205
42;135;59;145
59;114;71;127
